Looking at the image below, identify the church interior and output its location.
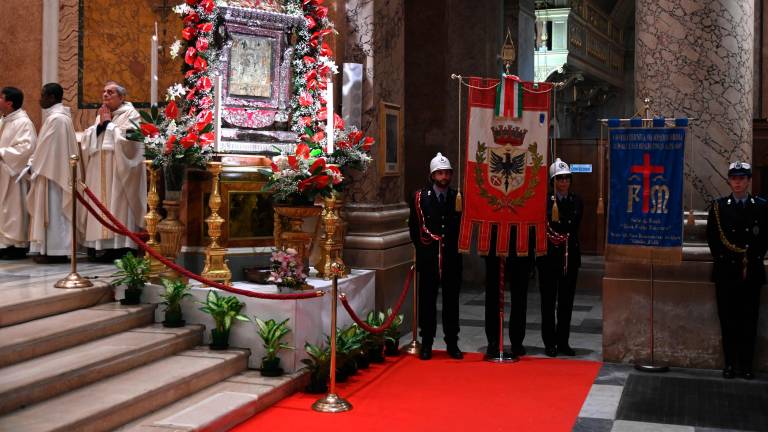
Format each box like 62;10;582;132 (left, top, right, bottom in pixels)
0;0;767;431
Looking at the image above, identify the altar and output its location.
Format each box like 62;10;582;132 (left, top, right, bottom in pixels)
136;269;375;372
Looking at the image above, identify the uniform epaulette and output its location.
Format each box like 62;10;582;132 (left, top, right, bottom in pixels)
754;196;767;205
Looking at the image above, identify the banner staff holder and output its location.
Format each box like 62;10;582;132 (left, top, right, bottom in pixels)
403;250;420;355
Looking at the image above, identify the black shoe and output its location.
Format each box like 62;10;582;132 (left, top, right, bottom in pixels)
511;345;526;357
723;365;736;379
447;345;464;360
544;346;557;357
485;344;500;357
741;370;754;380
419;344;432;360
1;246;28;260
557;345;576;356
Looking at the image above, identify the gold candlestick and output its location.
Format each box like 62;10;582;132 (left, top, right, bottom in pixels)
143;161;164;278
201;162;232;285
316;194;347;279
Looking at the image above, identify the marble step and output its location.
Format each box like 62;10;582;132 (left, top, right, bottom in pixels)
0;303;156;368
0;324;203;414
0;347;249;432
117;370;308;432
0;280;113;327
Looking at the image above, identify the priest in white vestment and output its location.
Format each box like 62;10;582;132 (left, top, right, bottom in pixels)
81;81;145;262
26;83;80;263
0;87;37;259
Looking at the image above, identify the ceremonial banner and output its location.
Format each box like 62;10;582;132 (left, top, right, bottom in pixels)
606;125;686;263
459;77;552;257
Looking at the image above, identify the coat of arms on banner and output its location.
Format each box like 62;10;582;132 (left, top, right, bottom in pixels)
458;77;552;257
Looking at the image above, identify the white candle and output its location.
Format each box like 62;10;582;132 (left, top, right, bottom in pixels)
214;74;222;151
150;22;158;106
325;77;334;154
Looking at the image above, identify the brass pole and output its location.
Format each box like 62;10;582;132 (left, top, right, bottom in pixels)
55;155;93;289
312;271;352;412
404;251;420;355
485;258;517;362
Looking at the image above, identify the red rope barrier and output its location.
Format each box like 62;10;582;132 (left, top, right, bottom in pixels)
75;193;148;240
76;187;324;300
340;266;414;334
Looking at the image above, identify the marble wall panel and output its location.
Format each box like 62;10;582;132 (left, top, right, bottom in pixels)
636;0;754;208
0;1;44;128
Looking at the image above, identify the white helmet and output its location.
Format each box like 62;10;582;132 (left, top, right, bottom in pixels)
430;152;453;174
549;158;571;178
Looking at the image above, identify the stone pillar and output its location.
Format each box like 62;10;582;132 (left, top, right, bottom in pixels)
603;1;767;372
635;0;754;207
341;0;413;314
504;0;535;81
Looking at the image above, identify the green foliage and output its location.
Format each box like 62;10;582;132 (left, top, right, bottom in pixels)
301;341;331;378
159;278;192;312
254;317;294;361
111;252;150;290
198;290;250;333
384;307;404;343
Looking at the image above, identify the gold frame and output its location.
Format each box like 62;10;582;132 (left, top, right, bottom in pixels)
379;101;403;176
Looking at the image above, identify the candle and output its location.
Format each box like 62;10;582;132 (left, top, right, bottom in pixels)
150;22;158;106
325;77;334;154
214;74;222;151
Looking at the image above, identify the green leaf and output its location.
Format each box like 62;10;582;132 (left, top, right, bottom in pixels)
139;110;153;123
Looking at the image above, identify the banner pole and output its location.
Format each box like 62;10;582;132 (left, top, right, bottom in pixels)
635;253;669;373
313;271;352;412
404;251;421;355
55;155;93;289
485;256;517;363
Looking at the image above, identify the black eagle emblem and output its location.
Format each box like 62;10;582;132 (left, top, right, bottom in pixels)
490;151;526;192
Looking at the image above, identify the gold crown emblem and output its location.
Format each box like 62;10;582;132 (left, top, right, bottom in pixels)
491;125;528;146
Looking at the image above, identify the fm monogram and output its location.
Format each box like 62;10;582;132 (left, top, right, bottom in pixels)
626;152;670;214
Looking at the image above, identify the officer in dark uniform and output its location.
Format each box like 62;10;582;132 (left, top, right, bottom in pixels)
408;152;463;360
706;161;767;379
537;158;583;357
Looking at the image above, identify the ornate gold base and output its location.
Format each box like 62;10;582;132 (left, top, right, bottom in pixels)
403;339;421;355
201;247;231;285
54;272;94;289
312;393;352;413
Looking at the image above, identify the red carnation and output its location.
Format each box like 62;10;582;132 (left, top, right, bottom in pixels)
140;122;159;137
164;100;178;119
296;143;311;159
180;134;198;149
197;22;213;33
348;130;363;144
183;12;200;25
193;57;208;72
201;0;215;13
185;47;197;65
196;38;209;52
299;91;313;107
165;135;177;154
182;26;197;41
197;76;213;91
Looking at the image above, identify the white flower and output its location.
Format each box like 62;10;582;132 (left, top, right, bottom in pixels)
286;248;298;255
173;4;191;15
166;83;186;100
169;39;182;59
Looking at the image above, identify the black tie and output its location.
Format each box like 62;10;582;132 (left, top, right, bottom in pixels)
439;194;446;204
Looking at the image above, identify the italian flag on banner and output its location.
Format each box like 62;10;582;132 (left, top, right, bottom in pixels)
495;74;523;119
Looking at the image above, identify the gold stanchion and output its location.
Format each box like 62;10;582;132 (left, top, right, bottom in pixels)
201;162;231;285
55;155;93;289
312;264;352;413
404;252;420;355
316;194;347;279
143;161;164;278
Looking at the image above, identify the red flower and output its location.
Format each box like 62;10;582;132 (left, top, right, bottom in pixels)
335;140;350;149
185;0;198;5
317;106;327;121
165;100;178;119
348;130;363;145
334;113;345;130
196;110;213;126
327;165;342;184
288;155;298;169
303;56;317;65
315;6;329;18
185;47;197;65
295;143;310;159
298;174;330;192
140;122;159;137
320;42;332;57
197;22;213;33
300;116;312;127
197;76;213;91
318;64;330;77
201;0;215;13
305;15;317;29
199;96;213;109
199;132;215;146
298;91;313;107
182;26;197;41
271;162;280;172
362;136;374;151
165;135;177;154
193;57;208;72
309;157;326;174
196;38;209;52
183;12;200;25
185;87;197;101
180;134;198;149
318;28;333;38
311;130;325;143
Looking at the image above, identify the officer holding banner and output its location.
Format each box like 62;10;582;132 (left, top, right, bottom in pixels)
408;152;463;361
538;158;582;357
706;161;767;380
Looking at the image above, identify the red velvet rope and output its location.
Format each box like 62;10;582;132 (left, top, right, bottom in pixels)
76;186;324;300
75;193;148;240
339;265;414;334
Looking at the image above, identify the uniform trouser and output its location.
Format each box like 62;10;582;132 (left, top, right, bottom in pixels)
715;280;762;371
418;267;460;346
484;255;532;349
538;258;579;348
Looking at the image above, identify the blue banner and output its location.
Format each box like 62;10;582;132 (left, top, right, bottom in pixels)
608;127;685;250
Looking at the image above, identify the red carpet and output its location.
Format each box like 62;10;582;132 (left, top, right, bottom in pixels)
232;352;601;432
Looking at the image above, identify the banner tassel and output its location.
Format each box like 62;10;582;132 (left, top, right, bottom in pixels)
455;191;463;212
551;196;560;223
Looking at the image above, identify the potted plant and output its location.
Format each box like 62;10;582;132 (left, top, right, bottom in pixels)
255;317;293;377
302;341;330;393
332;324;365;382
159;278;192;327
112;252;150;305
199;290;250;350
364;311;386;363
384;308;404;356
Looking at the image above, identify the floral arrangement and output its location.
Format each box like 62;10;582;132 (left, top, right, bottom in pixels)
268;248;308;288
300;126;373;173
128;0;224;169
262;142;341;203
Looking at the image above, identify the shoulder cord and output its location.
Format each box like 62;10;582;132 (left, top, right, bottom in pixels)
415;190;444;278
713;201;748;280
546;218;569;274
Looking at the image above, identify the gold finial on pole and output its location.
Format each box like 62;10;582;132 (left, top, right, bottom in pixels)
144;160;164;278
312;264;352;413
55;155;93;289
201;161;231;285
404;251;420;355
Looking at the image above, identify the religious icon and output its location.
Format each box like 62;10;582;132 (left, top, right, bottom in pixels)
228;34;274;99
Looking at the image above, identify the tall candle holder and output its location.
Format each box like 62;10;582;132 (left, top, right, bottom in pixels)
143;161;164;278
201;162;232;285
315;194;347;279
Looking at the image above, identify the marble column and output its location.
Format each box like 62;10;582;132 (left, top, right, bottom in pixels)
635;0;754;208
342;0;413;313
